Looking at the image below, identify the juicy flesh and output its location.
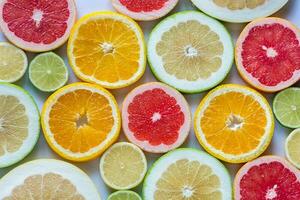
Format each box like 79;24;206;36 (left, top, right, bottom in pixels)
119;0;168;12
213;0;266;10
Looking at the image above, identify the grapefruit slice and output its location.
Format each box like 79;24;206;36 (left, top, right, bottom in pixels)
234;156;300;200
236;17;300;92
0;0;76;52
122;82;191;153
111;0;178;21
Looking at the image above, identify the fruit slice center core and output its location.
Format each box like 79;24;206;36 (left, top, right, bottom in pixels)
291;105;297;111
151;112;161;122
32;9;44;27
0;118;3;131
100;42;115;54
184;45;198;57
182;186;194;198
76;114;89;128
262;46;278;58
266;184;278;199
226;114;244;131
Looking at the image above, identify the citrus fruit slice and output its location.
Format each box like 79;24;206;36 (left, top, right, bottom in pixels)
68;11;146;89
0;159;101;199
29;52;68;92
273;87;300;128
194;84;274;163
147;11;233;93
234;156;300;200
111;0;178;21
100;142;147;190
190;0;288;23
0;42;27;83
41;82;121;162
108;190;141;200
285;128;300;169
122;82;191;153
143;148;232;200
0;83;40;168
236;17;300;92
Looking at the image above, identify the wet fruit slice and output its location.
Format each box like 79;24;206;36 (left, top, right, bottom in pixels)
100;142;147;190
194;84;274;163
191;0;288;23
236;18;300;92
0;42;27;83
273;87;300;128
0;159;101;199
0;83;39;168
285;129;300;169
122;82;191;153
41;82;121;162
68;11;146;89
0;0;76;52
143;148;232;200
147;11;233;93
111;0;178;21
108;190;142;200
234;156;300;200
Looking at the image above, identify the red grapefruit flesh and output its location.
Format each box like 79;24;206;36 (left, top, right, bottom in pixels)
122;82;191;153
0;0;76;52
236;18;300;92
234;156;300;200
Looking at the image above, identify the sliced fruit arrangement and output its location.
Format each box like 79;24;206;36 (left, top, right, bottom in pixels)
122;82;191;153
234;156;300;200
143;148;232;200
0;0;76;52
108;190;142;200
285;128;300;169
194;84;274;163
0;83;39;168
147;11;233;93
0;159;101;199
41;82;121;162
236;17;300;92
68;11;146;89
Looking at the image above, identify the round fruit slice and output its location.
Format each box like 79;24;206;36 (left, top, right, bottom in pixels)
285;128;300;169
0;159;101;199
190;0;288;23
194;84;274;163
147;11;233;93
236;18;300;92
143;148;232;200
41;82;121;162
0;83;39;168
111;0;178;21
29;52;68;92
108;190;142;200
122;82;191;153
68;11;146;89
0;42;27;83
234;156;300;200
273;87;300;128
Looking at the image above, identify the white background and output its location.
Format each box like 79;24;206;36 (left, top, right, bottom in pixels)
0;0;300;199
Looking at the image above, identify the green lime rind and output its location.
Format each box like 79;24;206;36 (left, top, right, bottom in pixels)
108;190;142;200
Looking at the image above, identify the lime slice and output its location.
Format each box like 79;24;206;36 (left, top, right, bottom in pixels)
0;42;27;83
29;52;68;92
273;87;300;128
108;190;142;200
285;128;300;168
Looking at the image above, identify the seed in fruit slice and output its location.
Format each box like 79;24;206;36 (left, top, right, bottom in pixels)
234;156;300;200
0;83;39;168
68;11;146;89
147;11;233;93
100;142;147;190
41;82;121;162
236;18;300;92
122;82;191;153
285;129;300;169
0;159;101;199
108;190;142;200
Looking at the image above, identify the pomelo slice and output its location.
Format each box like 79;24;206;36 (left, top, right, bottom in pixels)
285;128;300;169
0;83;40;168
0;0;76;52
234;156;300;200
111;0;178;21
0;159;101;199
108;190;142;200
143;148;232;200
122;82;191;153
236;17;300;92
147;11;233;93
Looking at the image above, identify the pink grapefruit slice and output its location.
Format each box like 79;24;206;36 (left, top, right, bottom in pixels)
236;17;300;92
234;156;300;200
0;0;76;52
122;82;191;153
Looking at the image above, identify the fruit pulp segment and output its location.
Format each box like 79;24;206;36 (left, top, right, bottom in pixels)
213;0;266;10
119;0;168;12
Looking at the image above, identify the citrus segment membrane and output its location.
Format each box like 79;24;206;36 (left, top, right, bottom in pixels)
285;129;300;168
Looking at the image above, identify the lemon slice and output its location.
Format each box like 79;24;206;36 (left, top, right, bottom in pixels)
285;128;300;169
108;190;142;200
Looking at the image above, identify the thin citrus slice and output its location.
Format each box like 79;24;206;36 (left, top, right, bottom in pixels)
100;142;147;190
68;11;146;89
285;128;300;169
29;52;68;92
143;148;232;200
194;84;274;163
41;82;121;162
108;190;141;200
0;83;39;168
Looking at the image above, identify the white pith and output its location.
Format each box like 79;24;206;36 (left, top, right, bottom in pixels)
285;128;300;169
266;184;278;199
32;9;43;27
